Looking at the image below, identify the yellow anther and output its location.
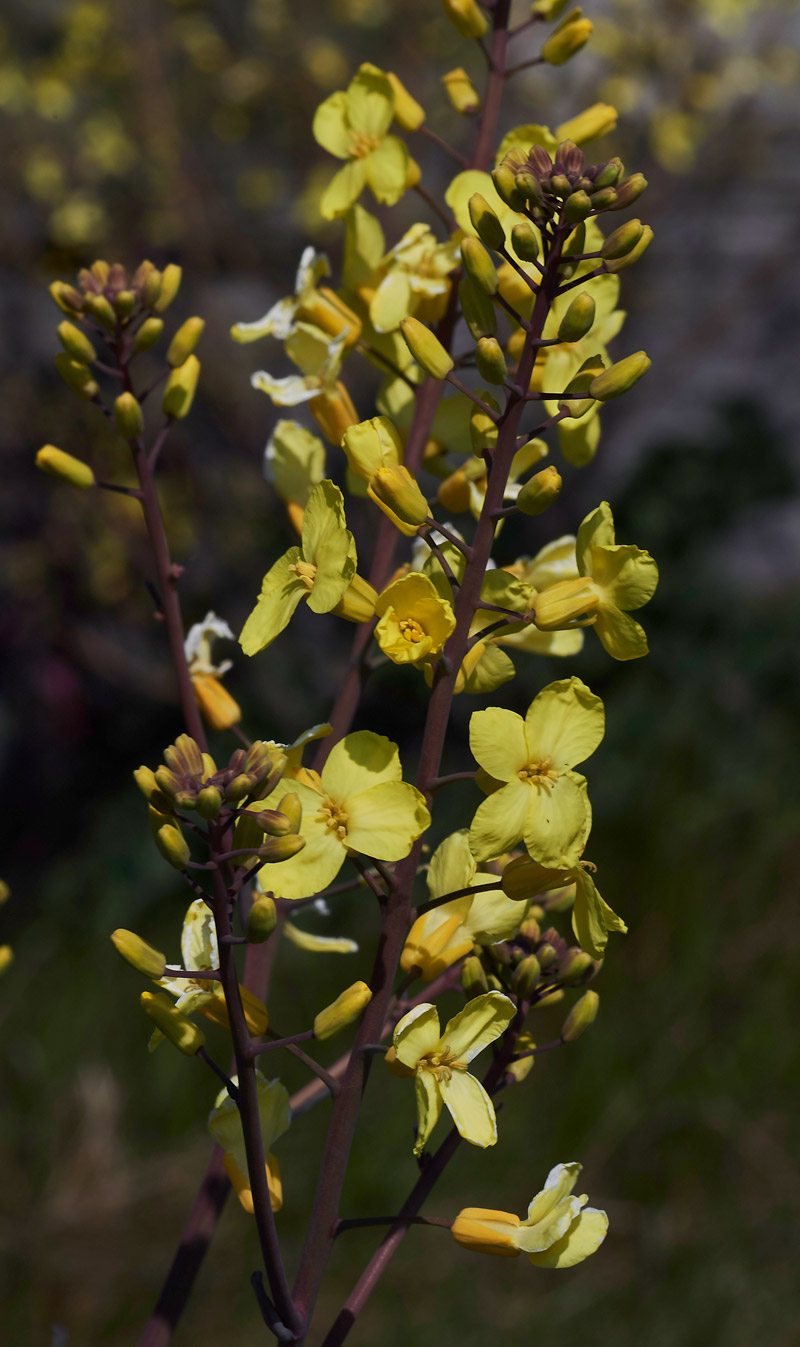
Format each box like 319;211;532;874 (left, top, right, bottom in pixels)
289;559;318;592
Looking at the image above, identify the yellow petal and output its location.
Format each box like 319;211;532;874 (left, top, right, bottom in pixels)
439;1070;497;1148
594;606;650;660
255;811;344;901
427;830;475;899
576;501;616;574
442;990;516;1063
526;1207;608;1268
321;159;369;220
370;270;413;333
523;676;604;771
322;729;401;801
347;63;395;139
344;780;430;861
469;778;531;861
313;90;352;158
413;1067;443;1155
365;136;410;207
283;921;358;954
239;549;306;655
522;771;592;871
571;867;626;959
525;1162;582;1223
468;707;528;781
180;898;218;972
393;1002;441;1067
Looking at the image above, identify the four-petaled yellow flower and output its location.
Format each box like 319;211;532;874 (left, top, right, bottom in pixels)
240;481;356;655
253;730;430;901
468;677;604;869
392;991;515;1155
402;831;525;981
576;501;658;659
451;1162;608;1267
375;572;455;666
208;1072;290;1214
314;64;411;220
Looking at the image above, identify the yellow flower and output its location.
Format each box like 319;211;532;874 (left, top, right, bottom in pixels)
374;572;455;666
253;730;430;901
393;991;515;1156
208;1072;289;1214
240;481;357;655
468;678;604;868
342;415;403;481
451;1162;608;1267
369;224;460;334
263;419;326;535
314;64;410;220
251;321;348;409
183;611;241;729
402;831;527;981
502;855;627;960
576;501;658;659
153;899;268;1048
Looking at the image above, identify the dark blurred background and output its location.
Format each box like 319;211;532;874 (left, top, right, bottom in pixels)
2;0;800;1343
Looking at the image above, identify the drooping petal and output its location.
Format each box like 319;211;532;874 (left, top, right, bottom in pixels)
461;644;516;696
469;707;528;782
312;90;352;158
344;780;430;861
239;549;306;655
321;730;402;800
365;136;410;206
522;771;592;871
571;868;627;960
231;296;298;344
370;270;413;333
469;778;531;861
594;607;650;660
321;159;369;220
523;677;604;771
525;1207;608;1268
442;990;516;1063
413;1068;443;1155
393;1003;442;1067
208;1073;290;1178
251;370;318;406
439;1070;498;1148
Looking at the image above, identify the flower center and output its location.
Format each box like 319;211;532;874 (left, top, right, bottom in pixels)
289;559;318;592
399;617;425;643
518;756;557;789
317;795;349;841
418;1045;468;1083
348;132;381;159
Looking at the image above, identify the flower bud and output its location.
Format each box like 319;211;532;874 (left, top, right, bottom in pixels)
278;791;303;833
399;317;454;380
368;464;430;535
133;316;165;352
141;268;163;308
246;895;278;943
141;990;205;1054
442;0;489;39
451;1209;519;1257
113;289;136;318
461;238;499;296
603;224;653;273
114;391;145;439
555;102;617;145
510;222;539;263
50;281;84;314
468;194;506;252
191;673;241;732
387;71;425;130
309;383;359;445
600;218;644;260
531;0;569;16
512;953;542;999
0;946;12;976
257;834;306;863
519;916;541;944
475;336;507;385
0;880;10;906
608;173;647;210
133;765;169;807
253;808;294;838
470;395;500;454
36;445;95;490
491;165;525;212
84;293;117;330
589;187;617;210
557;292;595;342
167;317;205;368
342;414;403;481
537;942;558;970
442;67;480;115
461;954;489;999
111;928;167;979
154;818;191;869
594;157;623;189
564;189;592;223
459;277;496;341
550;174;571;199
163;354;200;419
589;351;651;401
542;13;593;65
516;464;562;515
313;980;372;1041
559;948;594;984
195;786;223;819
54;353;100;400
57;320;96;365
561;988;599;1040
154;263;182;312
332;572;379;623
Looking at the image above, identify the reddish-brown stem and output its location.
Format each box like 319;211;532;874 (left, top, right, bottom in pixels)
472;0;512;170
